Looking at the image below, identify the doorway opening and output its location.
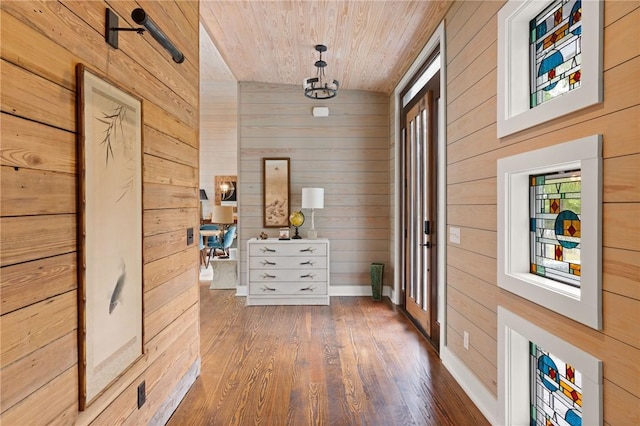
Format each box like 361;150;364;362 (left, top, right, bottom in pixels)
399;51;441;350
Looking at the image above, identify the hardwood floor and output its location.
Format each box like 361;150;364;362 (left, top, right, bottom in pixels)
167;283;489;425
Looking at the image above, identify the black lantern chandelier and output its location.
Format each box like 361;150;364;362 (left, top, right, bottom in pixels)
303;44;339;99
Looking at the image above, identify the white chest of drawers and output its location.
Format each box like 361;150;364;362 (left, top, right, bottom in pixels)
246;238;330;306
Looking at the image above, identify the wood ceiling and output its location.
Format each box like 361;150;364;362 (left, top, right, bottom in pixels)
199;1;452;94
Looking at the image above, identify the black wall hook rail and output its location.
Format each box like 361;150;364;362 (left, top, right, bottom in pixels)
105;8;185;64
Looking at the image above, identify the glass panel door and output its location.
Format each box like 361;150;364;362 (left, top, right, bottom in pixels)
403;91;435;338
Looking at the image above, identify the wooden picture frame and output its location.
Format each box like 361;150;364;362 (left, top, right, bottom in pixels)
263;158;290;228
76;64;144;409
215;175;237;208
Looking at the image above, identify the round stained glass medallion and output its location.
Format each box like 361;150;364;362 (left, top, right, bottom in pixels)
539;50;564;91
554;210;580;249
537;354;560;392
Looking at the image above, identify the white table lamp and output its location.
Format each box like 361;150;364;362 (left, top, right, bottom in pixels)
301;188;324;239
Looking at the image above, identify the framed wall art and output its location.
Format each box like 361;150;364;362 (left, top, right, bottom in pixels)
497;134;602;329
215;175;237;207
497;0;603;137
263;158;290;228
76;64;143;409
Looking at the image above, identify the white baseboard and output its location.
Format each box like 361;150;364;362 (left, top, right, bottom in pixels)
330;285;373;296
441;346;497;425
150;357;201;425
236;285;247;296
331;285;393;298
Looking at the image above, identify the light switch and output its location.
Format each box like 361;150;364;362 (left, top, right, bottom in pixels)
449;226;461;244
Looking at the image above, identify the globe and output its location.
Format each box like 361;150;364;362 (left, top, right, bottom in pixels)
289;211;305;227
289;211;305;239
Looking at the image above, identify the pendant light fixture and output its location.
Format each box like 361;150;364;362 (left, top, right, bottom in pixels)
303;44;339;99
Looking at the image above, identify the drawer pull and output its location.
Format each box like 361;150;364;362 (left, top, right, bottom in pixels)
261;260;277;266
260;247;276;253
300;260;315;266
261;273;276;279
300;286;316;292
261;285;276;292
300;247;316;253
300;273;316;279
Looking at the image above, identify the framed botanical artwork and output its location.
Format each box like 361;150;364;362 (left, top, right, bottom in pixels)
76;64;144;409
263;158;290;228
497;0;603;137
497;134;602;329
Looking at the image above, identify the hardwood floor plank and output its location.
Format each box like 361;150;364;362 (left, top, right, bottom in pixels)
167;284;489;425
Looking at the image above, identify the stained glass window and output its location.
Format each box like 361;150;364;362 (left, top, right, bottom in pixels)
530;342;583;426
530;169;581;287
530;0;582;108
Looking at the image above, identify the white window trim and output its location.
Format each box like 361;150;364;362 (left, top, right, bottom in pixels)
497;135;602;329
497;0;603;138
498;306;603;426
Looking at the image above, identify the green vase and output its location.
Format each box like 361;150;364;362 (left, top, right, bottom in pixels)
370;263;384;301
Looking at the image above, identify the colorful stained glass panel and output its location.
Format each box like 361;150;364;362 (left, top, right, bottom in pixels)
530;169;581;287
530;0;583;108
530;342;583;426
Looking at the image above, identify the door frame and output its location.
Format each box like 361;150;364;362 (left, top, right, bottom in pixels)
391;22;447;351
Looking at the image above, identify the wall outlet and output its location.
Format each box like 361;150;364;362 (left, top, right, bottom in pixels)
449;227;461;244
137;381;146;408
463;331;469;350
186;227;194;245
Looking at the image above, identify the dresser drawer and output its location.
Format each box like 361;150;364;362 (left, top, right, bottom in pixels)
249;281;328;295
249;256;327;270
250;269;327;282
248;242;327;257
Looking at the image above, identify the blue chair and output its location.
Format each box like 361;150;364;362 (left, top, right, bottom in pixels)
208;225;236;262
200;224;220;268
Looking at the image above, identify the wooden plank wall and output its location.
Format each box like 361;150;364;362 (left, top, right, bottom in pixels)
238;82;390;292
444;1;639;423
0;1;200;424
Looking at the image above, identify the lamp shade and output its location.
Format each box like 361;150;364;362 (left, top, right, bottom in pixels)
211;205;234;224
301;188;324;209
200;189;208;201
